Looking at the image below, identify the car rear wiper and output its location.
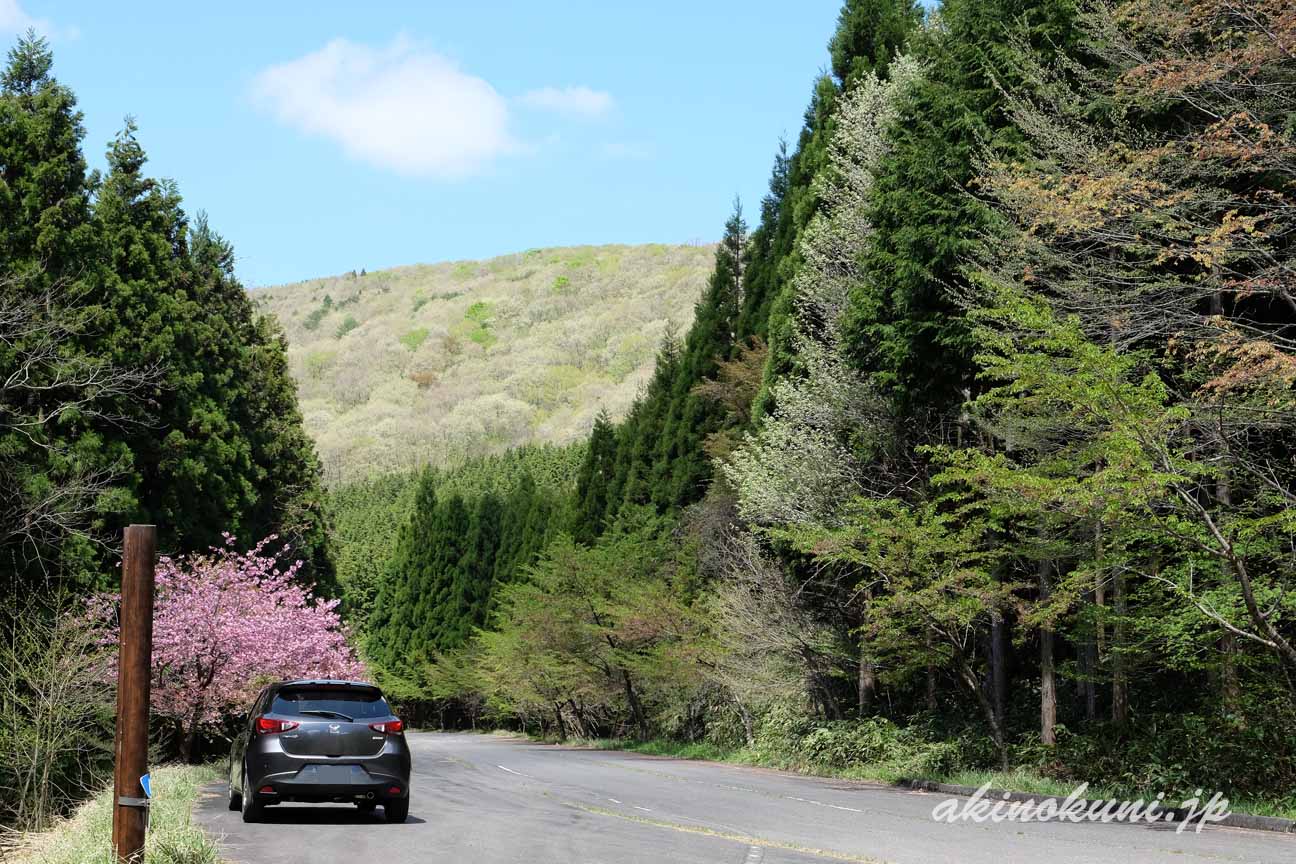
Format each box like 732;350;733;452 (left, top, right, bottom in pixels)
297;709;355;722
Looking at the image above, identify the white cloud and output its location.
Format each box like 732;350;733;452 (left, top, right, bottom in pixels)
251;37;514;179
0;0;54;36
520;85;614;119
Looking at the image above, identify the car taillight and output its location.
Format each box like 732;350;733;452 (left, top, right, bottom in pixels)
369;718;404;735
255;716;300;735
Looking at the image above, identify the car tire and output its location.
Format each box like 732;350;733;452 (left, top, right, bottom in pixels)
240;768;261;823
384;797;409;824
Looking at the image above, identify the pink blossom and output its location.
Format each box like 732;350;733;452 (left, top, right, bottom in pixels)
97;535;364;734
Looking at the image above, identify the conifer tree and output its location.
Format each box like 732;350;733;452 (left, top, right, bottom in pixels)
2;37;332;592
842;0;1080;417
829;0;923;84
367;471;438;667
574;411;616;542
0;33;119;587
754;0;922;403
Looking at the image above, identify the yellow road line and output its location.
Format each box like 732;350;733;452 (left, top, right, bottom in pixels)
563;800;890;863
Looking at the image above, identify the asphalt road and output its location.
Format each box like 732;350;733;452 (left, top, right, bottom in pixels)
193;731;1296;864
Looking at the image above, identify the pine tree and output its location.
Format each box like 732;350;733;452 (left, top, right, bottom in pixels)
842;0;1081;417
90;122;336;587
659;200;747;507
2;38;332;593
0;32;94;277
458;493;502;636
574;411;616;542
0;34;125;588
829;0;923;85
368;471;438;668
736;139;790;340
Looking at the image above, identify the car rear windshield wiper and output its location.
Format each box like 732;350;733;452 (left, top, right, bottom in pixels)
297;709;355;722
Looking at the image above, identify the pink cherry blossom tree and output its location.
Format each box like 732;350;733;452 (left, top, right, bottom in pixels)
96;534;364;761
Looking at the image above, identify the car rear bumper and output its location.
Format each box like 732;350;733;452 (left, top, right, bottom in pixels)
256;763;408;802
247;744;411;803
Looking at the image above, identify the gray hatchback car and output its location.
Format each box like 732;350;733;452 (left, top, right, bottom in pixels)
227;680;411;823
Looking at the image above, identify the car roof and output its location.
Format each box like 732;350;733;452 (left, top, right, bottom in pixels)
276;679;378;688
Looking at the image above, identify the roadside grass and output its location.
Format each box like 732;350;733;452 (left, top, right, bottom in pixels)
7;763;223;864
527;735;1296;821
903;768;1296;820
564;737;739;762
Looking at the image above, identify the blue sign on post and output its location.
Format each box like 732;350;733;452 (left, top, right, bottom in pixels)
140;773;152;800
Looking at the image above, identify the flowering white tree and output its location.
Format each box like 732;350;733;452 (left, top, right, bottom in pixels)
96;534;363;761
726;56;922;527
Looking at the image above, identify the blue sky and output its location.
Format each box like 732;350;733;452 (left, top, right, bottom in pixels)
2;0;856;287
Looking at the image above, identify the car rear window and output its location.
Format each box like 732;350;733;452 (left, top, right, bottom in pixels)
271;687;390;719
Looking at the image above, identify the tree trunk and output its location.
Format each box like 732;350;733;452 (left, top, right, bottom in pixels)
1221;632;1241;711
181;697;205;764
735;698;755;747
958;654;1009;771
989;610;1007;735
1039;557;1056;746
1205;291;1246;701
1214;467;1243;713
925;626;938;712
621;669;649;739
1093;520;1106;652
1082;621;1098;722
1111;563;1129;725
857;651;877;717
552;703;567;741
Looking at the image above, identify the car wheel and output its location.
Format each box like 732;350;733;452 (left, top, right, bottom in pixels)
227;761;242;811
240;768;261;823
384;797;409;824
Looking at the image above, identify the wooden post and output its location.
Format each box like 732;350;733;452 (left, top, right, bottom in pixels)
112;525;156;864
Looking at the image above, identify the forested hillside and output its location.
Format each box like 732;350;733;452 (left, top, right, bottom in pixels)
361;0;1296;808
255;244;714;483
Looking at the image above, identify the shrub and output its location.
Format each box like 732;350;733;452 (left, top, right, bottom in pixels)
465;301;493;325
400;328;429;351
0;603;113;830
335;315;359;338
302;301;330;331
408;369;438;389
303;349;336;380
746;704;963;780
1049;706;1296;802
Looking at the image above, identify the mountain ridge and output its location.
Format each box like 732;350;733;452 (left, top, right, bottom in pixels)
254;243;715;483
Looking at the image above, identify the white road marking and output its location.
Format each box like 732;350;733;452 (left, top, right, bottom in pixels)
634;806;654;812
497;765;527;777
745;846;765;863
783;795;862;813
608;798;622;804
